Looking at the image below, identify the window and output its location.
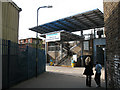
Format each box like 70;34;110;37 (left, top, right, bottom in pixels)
84;41;89;50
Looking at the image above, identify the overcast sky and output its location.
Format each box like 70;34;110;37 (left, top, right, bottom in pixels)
12;0;103;39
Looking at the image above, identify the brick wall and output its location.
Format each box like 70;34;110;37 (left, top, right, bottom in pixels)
104;1;120;88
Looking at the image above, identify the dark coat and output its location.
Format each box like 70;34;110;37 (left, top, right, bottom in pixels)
83;62;94;75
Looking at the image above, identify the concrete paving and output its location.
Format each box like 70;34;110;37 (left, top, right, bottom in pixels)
12;65;105;88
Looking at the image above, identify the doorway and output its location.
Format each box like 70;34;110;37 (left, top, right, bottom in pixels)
96;45;105;65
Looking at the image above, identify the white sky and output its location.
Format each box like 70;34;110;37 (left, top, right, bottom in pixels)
12;0;103;39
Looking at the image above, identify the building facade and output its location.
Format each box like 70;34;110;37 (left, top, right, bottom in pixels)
19;38;45;49
104;1;120;88
0;1;21;89
1;2;21;42
47;30;106;66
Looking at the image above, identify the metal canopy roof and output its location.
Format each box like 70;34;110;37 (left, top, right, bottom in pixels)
29;9;104;34
61;31;83;42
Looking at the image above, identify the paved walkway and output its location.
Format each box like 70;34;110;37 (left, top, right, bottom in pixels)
12;65;105;88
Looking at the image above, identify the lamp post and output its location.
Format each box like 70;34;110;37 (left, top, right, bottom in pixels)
36;5;52;77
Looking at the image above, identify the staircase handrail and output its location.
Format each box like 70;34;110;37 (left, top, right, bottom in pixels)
55;48;68;64
70;42;81;51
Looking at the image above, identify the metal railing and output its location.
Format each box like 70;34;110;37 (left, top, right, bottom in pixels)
48;45;60;51
1;39;46;89
55;48;68;65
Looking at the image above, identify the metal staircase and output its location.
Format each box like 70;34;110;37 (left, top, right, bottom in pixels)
70;42;81;54
55;48;68;65
55;42;82;66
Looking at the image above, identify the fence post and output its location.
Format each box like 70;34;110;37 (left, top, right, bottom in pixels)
8;40;11;88
26;46;29;79
0;39;2;90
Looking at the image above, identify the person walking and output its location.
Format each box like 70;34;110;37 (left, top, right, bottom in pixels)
83;56;94;87
94;61;102;87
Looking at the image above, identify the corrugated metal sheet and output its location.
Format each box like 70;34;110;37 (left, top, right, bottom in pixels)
2;2;21;43
30;9;104;34
0;1;2;40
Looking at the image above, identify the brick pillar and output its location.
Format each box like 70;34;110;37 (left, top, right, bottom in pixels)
104;0;120;88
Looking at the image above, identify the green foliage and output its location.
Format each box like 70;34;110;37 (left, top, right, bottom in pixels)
26;38;44;50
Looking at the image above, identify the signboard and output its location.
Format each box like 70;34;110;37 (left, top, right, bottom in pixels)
73;54;77;62
46;33;60;42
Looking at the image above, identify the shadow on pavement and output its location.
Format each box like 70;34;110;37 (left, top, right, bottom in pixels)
12;71;105;89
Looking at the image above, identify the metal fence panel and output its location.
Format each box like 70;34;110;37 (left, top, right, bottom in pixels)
27;47;36;79
38;49;46;74
2;55;9;88
2;40;46;89
2;40;9;88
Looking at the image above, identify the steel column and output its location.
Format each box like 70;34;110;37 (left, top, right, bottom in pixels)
81;31;84;67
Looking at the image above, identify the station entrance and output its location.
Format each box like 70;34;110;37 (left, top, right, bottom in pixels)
45;30;84;67
30;9;105;67
96;45;105;65
2;8;106;89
